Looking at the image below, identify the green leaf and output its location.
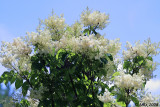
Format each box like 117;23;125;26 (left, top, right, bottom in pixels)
0;77;3;83
30;74;36;85
109;86;114;92
100;57;108;64
131;96;139;106
57;63;61;68
10;70;14;74
142;81;147;88
20;99;30;106
84;75;88;80
15;78;23;89
123;61;130;69
117;93;125;102
134;56;144;63
112;72;120;77
116;100;126;107
2;71;10;78
23;71;29;75
138;60;143;65
69;66;76;74
88;94;92;98
10;75;16;84
83;29;89;35
56;49;65;59
34;45;39;53
136;56;145;65
22;81;29;96
66;26;72;32
68;52;76;59
106;53;113;61
4;79;9;85
92;29;97;35
1;71;10;85
52;48;55;56
147;56;153;61
111;72;120;80
104;103;111;107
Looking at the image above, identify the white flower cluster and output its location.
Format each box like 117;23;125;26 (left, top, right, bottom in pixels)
27;98;39;107
80;8;109;30
123;39;160;60
140;93;160;106
97;89;115;103
0;37;31;72
114;71;144;89
53;35;121;59
123;39;160;80
64;21;83;38
0;9;119;74
27;30;54;55
137;90;160;106
44;14;66;40
30;86;49;100
103;60;116;81
139;61;158;80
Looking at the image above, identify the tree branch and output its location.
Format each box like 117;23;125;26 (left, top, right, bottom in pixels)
69;73;77;99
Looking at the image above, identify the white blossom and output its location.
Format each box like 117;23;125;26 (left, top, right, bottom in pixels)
80;8;109;30
141;93;155;102
97;89;115;103
27;29;54;55
103;60;116;81
30;86;49;100
123;39;160;60
27;98;39;107
140;92;160;107
64;21;83;38
0;37;32;72
44;13;66;40
139;61;158;80
53;35;121;60
122;39;160;80
114;71;144;89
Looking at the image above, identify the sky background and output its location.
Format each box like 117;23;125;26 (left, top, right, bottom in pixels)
0;0;160;99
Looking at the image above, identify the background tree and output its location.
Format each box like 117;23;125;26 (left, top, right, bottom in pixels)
0;83;13;107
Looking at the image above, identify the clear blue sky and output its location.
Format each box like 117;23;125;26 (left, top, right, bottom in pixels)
0;0;160;96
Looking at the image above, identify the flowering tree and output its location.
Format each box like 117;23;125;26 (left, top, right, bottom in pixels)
0;8;160;107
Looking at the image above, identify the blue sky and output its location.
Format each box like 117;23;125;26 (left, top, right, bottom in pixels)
0;0;160;98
